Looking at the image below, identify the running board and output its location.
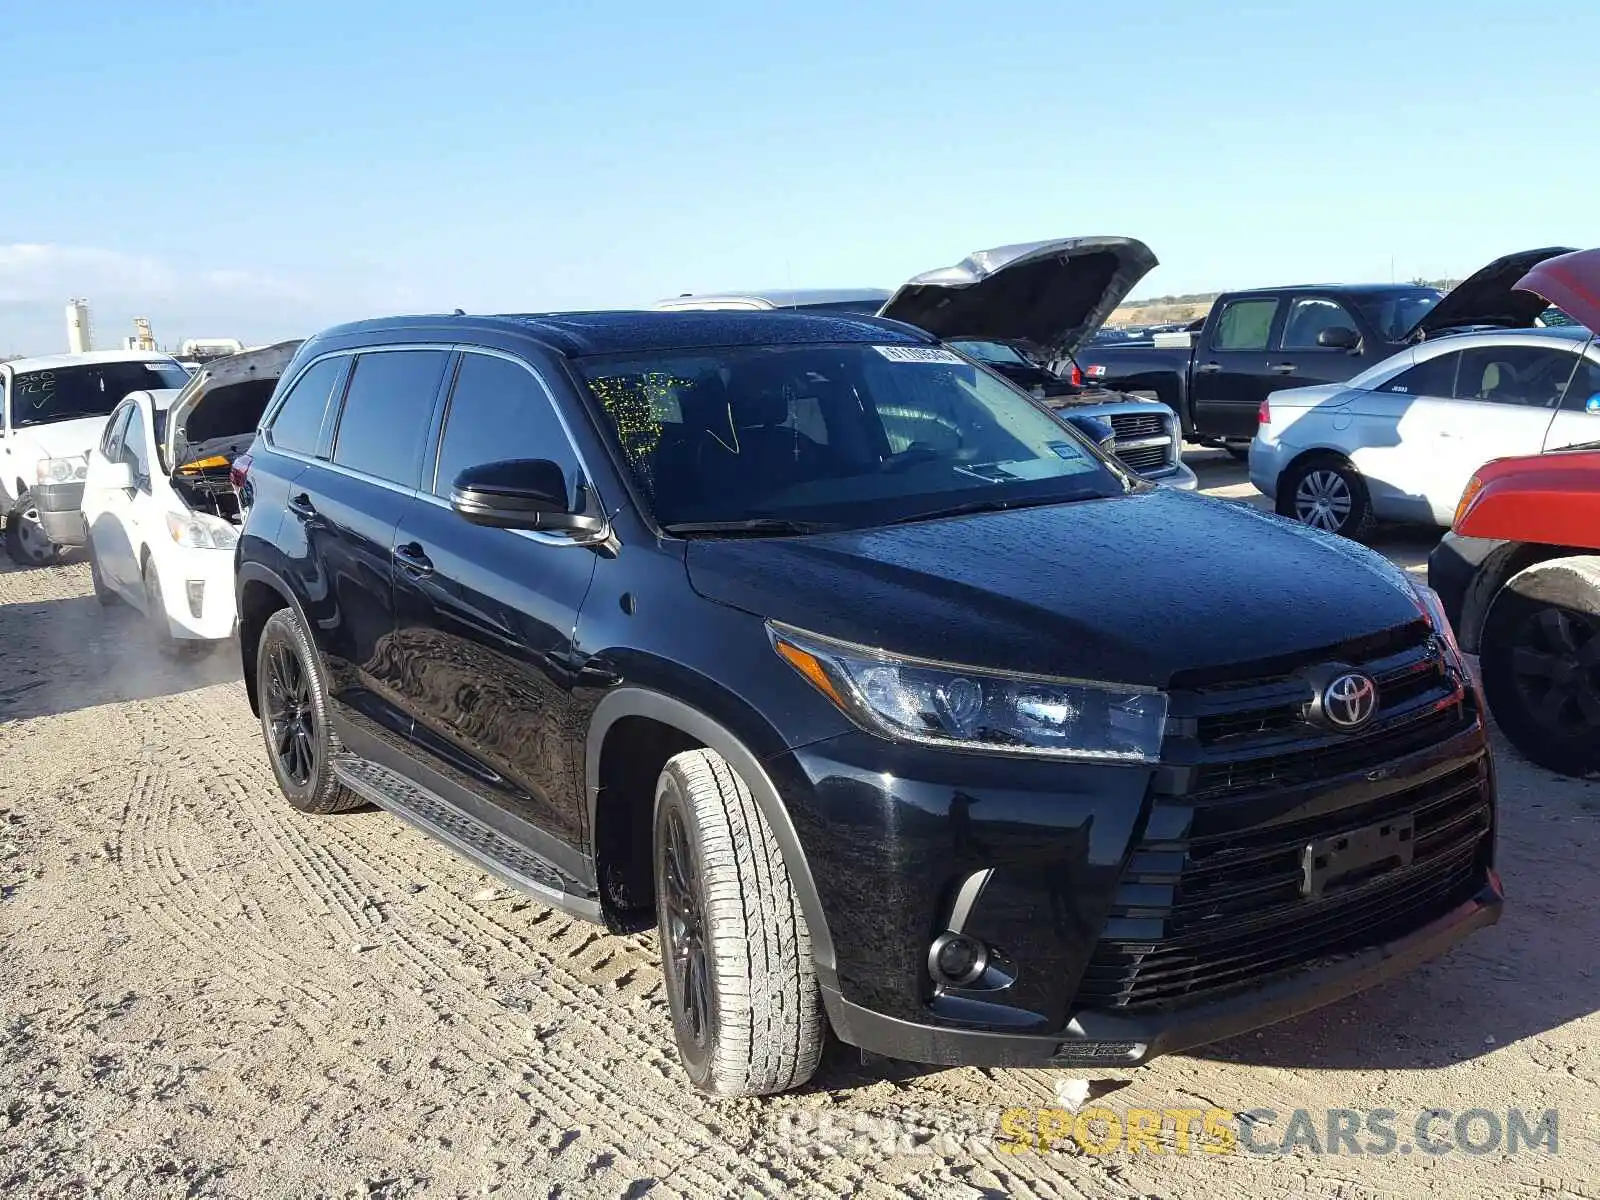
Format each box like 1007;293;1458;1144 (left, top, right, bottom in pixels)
331;752;605;923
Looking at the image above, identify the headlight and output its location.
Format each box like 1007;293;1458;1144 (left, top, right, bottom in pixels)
36;455;89;485
1409;580;1461;658
164;511;238;549
769;623;1168;762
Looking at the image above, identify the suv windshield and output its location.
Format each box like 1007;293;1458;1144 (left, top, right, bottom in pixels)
1356;289;1442;342
579;342;1123;530
7;360;190;428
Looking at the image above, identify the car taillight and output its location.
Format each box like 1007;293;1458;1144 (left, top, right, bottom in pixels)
1258;398;1271;426
1453;474;1485;529
1069;364;1083;387
229;452;253;492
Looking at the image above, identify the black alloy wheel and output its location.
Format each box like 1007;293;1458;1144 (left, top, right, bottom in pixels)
659;803;714;1056
254;608;364;814
265;637;318;789
1481;574;1600;778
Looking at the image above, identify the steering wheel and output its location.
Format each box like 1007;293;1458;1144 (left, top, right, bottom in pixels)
880;442;942;472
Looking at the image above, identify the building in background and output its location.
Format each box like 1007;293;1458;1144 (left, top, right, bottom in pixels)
122;317;159;352
66;299;92;353
180;337;245;364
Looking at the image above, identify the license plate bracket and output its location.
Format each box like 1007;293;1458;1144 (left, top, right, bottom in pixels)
1300;815;1415;899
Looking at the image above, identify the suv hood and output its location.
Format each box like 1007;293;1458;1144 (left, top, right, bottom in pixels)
164;339;302;470
685;489;1422;687
877;236;1158;362
1407;245;1576;339
1513;246;1600;333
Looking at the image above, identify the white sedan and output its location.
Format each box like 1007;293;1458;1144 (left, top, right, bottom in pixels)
1250;327;1600;537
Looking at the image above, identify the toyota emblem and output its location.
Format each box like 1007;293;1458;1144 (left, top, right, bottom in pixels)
1321;672;1378;730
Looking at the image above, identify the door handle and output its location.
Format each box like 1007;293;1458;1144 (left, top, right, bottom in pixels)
286;493;318;520
393;542;434;576
1269;363;1298;375
1196;362;1223;374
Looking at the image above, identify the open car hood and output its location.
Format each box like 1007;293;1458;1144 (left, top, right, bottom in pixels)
1512;247;1600;334
163;339;302;470
876;236;1158;361
1407;246;1576;339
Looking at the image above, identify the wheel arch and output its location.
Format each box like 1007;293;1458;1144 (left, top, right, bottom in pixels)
235;561;314;717
1459;542;1588;654
585;687;838;988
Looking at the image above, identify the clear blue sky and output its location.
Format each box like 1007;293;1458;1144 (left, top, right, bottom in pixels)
2;0;1594;354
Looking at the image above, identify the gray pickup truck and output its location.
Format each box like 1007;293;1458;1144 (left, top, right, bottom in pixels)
653;236;1197;490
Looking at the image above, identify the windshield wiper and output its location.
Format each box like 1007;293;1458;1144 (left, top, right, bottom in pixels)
887;495;1080;526
661;518;839;538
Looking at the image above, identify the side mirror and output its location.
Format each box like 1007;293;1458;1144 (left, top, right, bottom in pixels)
1587;393;1600;415
102;460;135;491
450;458;605;535
1316;326;1360;351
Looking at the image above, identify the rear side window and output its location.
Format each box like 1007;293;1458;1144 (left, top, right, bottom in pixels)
1280;297;1360;350
1378;352;1459;397
332;350;450;486
1453;345;1581;409
433;353;579;499
269;357;346;456
1211;299;1278;351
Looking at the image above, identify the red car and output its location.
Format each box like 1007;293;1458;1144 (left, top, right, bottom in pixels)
1428;248;1600;776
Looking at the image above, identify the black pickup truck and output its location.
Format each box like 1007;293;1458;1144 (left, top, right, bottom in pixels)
1079;247;1574;454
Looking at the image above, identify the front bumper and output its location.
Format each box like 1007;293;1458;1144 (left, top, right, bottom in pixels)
824;875;1502;1066
149;543;239;641
779;689;1497;1070
34;481;86;546
1149;461;1199;491
1427;532;1508;654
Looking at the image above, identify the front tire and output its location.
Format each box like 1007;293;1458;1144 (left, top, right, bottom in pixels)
256;608;364;813
4;493;59;567
88;541;118;606
1277;455;1375;539
653;749;825;1096
1480;566;1600;777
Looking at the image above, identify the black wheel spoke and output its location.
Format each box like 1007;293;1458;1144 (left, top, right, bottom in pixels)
1538;608;1579;653
1575;684;1600;725
1512;645;1563;680
1533;686;1572;727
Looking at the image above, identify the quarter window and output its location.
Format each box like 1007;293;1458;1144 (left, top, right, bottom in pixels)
1562;355;1600;411
332;350;450;486
268;356;346;457
1378;353;1459;398
433;353;581;500
1281;298;1361;350
1211;299;1278;352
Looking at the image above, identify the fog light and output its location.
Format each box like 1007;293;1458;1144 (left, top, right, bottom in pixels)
186;580;205;619
929;931;988;987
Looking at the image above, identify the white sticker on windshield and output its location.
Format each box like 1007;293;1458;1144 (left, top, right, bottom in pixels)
873;345;965;365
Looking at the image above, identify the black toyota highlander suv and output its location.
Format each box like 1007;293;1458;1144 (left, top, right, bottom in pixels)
232;307;1502;1096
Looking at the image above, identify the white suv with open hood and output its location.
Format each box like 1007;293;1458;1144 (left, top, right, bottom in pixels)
80;341;300;647
653;236;1196;489
0;351;191;565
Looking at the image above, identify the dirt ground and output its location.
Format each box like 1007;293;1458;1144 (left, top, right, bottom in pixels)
2;454;1596;1200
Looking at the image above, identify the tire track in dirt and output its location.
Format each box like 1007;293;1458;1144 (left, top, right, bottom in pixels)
129;676;1113;1197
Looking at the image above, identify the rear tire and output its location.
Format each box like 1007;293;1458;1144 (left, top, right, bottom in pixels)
4;493;59;567
1277;455;1376;540
256;608;364;813
653;748;824;1096
1480;565;1600;777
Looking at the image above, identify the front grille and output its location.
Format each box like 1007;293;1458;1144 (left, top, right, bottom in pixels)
1115;442;1172;474
1078;624;1490;1012
1108;412;1168;441
1105;411;1176;476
